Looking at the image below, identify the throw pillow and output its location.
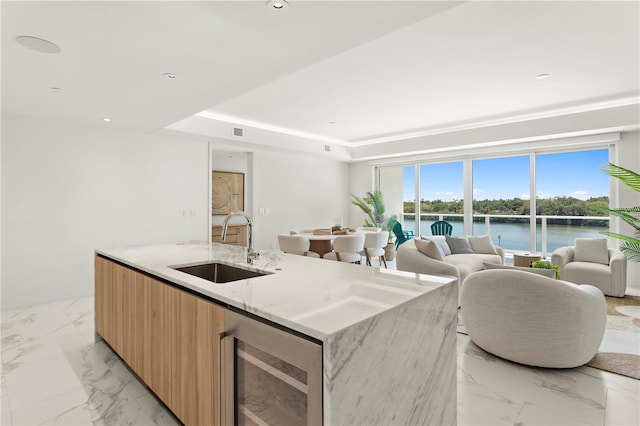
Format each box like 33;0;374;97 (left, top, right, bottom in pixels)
421;235;451;256
483;262;556;279
468;235;498;255
445;235;474;254
574;238;609;265
414;239;446;261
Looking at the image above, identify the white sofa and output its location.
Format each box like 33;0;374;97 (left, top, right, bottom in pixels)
461;269;606;368
396;236;505;292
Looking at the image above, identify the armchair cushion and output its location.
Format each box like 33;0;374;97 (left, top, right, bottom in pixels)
574;238;609;265
414;238;445;261
445;235;474;254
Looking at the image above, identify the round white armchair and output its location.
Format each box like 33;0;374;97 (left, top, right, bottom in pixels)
461;269;606;368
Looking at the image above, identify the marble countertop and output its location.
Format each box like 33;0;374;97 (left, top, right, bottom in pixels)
96;241;455;340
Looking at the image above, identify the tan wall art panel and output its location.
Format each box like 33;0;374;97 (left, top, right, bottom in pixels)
212;171;244;215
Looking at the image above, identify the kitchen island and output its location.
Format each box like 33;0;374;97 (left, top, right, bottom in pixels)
95;241;457;425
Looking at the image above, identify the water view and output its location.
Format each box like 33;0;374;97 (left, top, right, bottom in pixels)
402;217;609;254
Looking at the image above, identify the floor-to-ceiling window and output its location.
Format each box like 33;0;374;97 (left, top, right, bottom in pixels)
408;162;464;236
535;149;610;255
472;156;530;252
376;145;611;255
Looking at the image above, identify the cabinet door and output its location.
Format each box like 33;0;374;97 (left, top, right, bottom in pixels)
95;256;115;344
169;286;225;425
95;257;226;426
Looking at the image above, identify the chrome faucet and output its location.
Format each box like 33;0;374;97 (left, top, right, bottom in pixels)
221;211;259;264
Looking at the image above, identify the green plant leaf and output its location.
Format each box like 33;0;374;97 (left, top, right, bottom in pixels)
620;241;640;262
604;208;640;232
601;163;640;192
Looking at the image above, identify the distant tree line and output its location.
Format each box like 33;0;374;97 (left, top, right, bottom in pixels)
403;196;609;227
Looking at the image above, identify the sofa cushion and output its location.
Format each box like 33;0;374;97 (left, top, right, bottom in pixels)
414;238;445;261
574;238;609;265
468;235;498;255
483;262;556;278
421;235;451;256
446;253;502;283
445;235;474;254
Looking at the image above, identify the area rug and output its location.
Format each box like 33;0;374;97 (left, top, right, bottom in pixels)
457;294;640;380
585;294;640;379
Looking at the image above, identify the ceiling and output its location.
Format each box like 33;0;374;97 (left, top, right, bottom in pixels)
2;1;639;157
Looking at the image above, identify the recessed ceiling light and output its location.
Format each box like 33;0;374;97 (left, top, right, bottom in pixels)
101;118;111;122
267;0;288;10
536;73;550;80
16;35;61;54
163;73;177;79
51;87;62;91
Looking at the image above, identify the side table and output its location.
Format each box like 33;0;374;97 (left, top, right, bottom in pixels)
513;253;541;267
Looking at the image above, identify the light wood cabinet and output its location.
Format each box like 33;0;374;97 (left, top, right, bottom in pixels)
212;224;247;247
96;255;320;426
95;256;225;426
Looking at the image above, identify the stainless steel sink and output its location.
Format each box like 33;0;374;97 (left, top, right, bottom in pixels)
173;262;271;284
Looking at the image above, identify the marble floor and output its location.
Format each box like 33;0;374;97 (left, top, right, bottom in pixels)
1;296;639;426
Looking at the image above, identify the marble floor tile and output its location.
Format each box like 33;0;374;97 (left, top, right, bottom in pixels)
10;387;94;425
3;335;88;410
515;401;595;425
1;296;639;426
1;372;12;425
604;387;640;426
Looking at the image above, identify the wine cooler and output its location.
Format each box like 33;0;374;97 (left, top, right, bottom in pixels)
223;309;323;425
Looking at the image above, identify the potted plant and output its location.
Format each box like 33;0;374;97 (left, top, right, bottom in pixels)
351;190;398;260
531;260;560;279
600;163;640;262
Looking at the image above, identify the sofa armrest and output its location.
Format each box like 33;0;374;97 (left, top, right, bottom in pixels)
495;246;505;264
396;241;460;280
551;246;575;268
609;248;627;296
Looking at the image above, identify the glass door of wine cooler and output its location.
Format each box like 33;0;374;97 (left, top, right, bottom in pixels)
224;310;323;426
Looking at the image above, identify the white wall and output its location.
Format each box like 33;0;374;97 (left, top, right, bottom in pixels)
615;131;640;289
1;113;209;309
251;150;350;250
348;161;373;226
379;166;404;223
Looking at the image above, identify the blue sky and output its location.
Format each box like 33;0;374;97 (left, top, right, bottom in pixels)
403;149;609;201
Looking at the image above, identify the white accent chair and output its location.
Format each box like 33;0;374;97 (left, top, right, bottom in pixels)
356;226;381;233
461;269;606;368
551;238;627;297
277;234;320;258
360;231;389;268
323;234;365;263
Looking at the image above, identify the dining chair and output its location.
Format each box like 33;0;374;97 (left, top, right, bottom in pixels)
356;226;381;233
323;234;365;263
360;231;389;268
431;220;453;236
392;222;415;249
277;234;320;258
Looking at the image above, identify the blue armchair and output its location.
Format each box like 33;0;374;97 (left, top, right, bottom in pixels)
392;222;415;249
430;220;453;236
